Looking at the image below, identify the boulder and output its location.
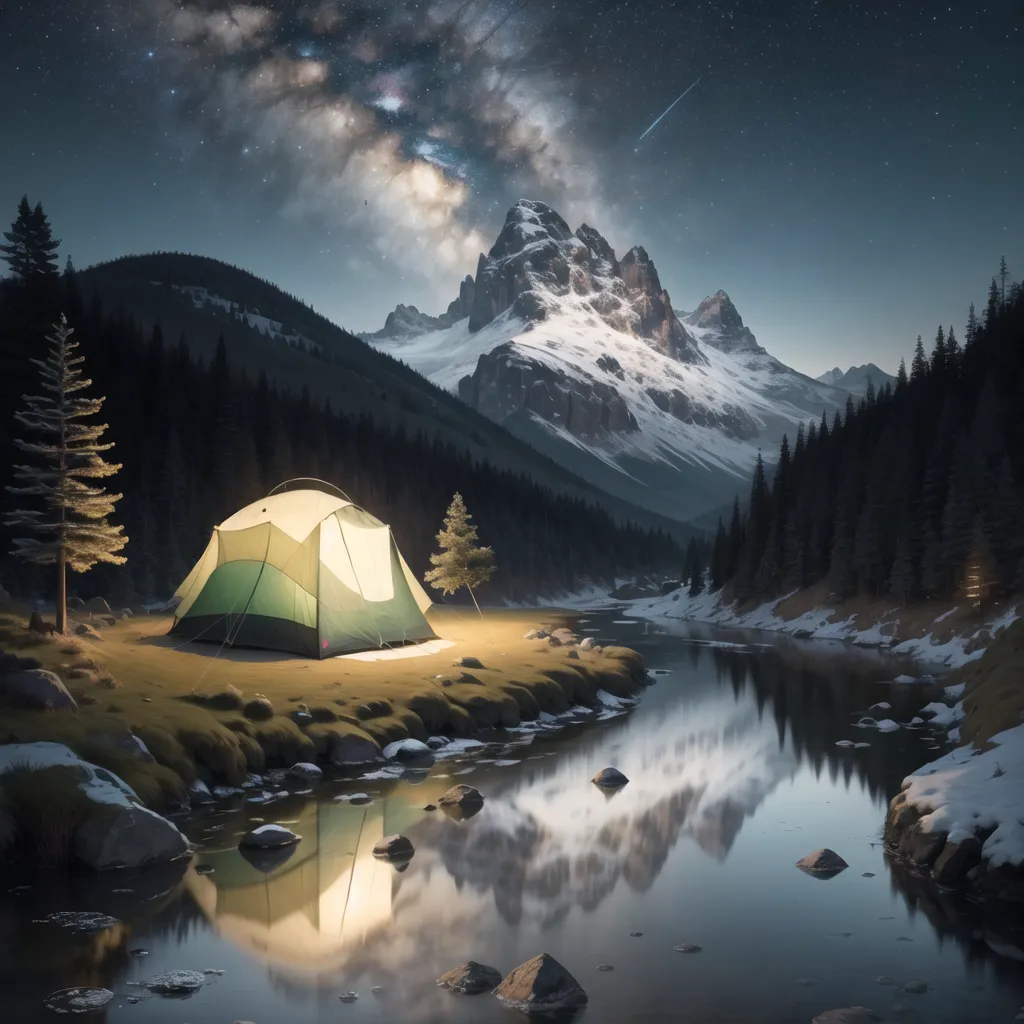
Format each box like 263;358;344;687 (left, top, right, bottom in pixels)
492;953;587;1015
287;762;322;782
454;656;485;669
329;732;381;765
931;835;982;886
439;784;484;808
73;805;190;871
239;824;301;849
796;848;849;878
437;961;503;994
0;651;42;673
592;767;629;789
580;637;596;651
372;834;415;860
67;596;85;610
898;822;946;868
82;597;112;614
812;1010;883;1024
243;697;274;721
1;668;77;710
439;784;485;821
382;738;433;762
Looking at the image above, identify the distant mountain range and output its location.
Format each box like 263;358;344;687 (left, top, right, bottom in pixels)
76;253;689;540
365;199;854;522
816;363;896;394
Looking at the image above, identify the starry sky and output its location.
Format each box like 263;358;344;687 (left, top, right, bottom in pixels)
0;0;1020;377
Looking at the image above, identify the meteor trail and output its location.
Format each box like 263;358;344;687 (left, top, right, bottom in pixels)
637;76;704;142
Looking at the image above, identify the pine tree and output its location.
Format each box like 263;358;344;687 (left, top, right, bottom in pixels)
965;303;978;346
4;316;127;632
686;537;703;596
911;336;929;381
710;517;727;590
424;492;495;615
998;255;1009;303
0;196;61;282
896;358;908;391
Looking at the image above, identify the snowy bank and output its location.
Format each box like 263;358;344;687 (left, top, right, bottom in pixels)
885;723;1024;901
622;585;1018;670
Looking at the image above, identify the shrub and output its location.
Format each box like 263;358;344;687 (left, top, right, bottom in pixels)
0;765;96;868
243;697;274;721
184;684;244;711
97;674;121;689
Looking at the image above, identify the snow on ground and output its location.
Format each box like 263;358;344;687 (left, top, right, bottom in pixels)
0;742;139;807
919;701;965;728
626;587;1019;669
901;723;1024;867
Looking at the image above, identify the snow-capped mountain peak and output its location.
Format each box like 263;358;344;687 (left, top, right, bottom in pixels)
364;200;852;522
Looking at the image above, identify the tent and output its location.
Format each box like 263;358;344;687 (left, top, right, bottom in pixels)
169;480;435;657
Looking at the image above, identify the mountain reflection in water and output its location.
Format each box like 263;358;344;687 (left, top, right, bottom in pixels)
1;616;1022;1024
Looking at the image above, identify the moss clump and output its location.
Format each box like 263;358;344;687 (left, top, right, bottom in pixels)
0;765;97;868
243;697;274;721
184;684;244;711
355;699;392;720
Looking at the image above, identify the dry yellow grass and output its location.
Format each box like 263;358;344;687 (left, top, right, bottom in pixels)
0;608;645;809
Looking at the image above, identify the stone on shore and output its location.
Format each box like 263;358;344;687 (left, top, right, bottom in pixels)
592;767;629;789
796;848;849;877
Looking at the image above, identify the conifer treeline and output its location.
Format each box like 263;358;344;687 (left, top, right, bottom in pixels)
703;271;1024;605
0;205;680;605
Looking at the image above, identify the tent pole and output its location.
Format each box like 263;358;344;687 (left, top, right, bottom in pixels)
466;585;483;619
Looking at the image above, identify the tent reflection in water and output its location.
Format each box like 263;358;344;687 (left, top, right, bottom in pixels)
186;798;421;972
169;479;435;657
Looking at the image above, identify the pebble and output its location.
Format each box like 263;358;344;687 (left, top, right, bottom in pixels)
597;964;614;972
896;936;914;942
862;872;875;877
339;991;358;1003
371;986;383;994
673;944;703;953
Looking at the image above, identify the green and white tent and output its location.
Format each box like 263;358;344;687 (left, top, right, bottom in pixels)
170;481;435;658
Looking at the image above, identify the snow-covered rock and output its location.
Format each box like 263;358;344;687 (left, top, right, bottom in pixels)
144;970;205;994
382;738;433;761
919;701;965;728
898;724;1024;870
875;719;900;733
0;742;189;870
239;824;301;849
286;762;322;781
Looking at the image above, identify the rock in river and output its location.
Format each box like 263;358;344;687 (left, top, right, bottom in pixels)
75;804;190;871
812;1010;883;1024
437;961;503;994
373;834;415;860
144;969;205;994
492;953;587;1015
439;784;484;811
239;824;301;849
796;848;849;878
287;762;322;781
592;767;629;789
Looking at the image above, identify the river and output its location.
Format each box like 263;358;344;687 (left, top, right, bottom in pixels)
2;613;1023;1023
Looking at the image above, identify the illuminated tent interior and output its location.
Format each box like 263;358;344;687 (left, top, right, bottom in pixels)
170;480;435;657
186;799;423;971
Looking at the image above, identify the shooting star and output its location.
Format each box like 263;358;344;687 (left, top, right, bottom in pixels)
637;76;704;143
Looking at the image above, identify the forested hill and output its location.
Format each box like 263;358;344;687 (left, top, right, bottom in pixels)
74;252;687;538
0;263;682;603
704;272;1023;605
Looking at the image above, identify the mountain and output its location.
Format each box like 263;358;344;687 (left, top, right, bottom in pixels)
816;363;896;395
365;199;853;522
74;253;690;540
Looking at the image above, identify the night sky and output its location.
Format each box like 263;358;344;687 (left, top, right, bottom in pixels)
1;1;1020;376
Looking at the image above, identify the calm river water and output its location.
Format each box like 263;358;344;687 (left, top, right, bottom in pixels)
3;613;1024;1023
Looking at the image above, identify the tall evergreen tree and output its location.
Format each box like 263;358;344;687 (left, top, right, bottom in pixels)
424;492;495;615
4;316;127;632
911;335;929;380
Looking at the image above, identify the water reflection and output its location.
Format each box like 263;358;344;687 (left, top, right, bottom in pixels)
1;617;1022;1023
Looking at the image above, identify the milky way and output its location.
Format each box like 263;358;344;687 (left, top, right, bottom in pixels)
1;0;1020;369
137;0;612;276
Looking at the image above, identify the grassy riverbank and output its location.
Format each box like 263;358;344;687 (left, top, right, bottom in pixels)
0;607;646;813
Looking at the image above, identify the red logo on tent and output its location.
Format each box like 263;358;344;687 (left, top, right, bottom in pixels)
322;639;328;649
